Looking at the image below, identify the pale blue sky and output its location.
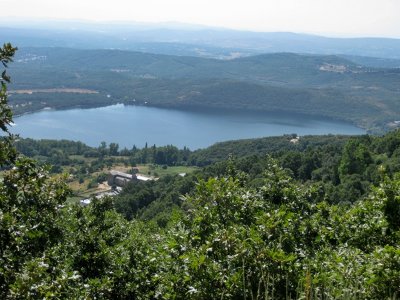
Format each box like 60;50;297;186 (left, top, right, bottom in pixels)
1;0;399;37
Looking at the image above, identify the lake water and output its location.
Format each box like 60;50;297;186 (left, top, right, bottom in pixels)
12;104;365;149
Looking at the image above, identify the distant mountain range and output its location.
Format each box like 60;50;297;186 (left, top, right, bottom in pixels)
1;19;400;60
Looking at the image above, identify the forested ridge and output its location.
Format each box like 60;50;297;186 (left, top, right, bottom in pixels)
14;131;400;225
1;44;400;298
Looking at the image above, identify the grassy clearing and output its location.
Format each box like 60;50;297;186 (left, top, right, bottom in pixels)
136;164;198;177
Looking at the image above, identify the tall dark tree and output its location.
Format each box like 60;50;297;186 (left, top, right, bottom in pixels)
109;142;119;156
0;43;17;165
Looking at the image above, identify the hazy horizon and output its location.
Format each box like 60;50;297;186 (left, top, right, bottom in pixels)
1;0;400;39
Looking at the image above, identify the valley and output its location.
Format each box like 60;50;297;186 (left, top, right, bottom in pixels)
2;17;400;298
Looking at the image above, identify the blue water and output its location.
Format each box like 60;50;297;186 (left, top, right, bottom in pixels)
12;104;365;149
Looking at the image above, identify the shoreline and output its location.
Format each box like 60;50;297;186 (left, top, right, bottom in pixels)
12;102;371;133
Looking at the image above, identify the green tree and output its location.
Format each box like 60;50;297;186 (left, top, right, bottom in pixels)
98;141;108;157
0;43;16;130
0;43;17;165
339;138;372;179
109;142;119;156
0;44;71;297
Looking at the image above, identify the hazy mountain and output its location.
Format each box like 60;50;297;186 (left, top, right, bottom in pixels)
2;19;400;60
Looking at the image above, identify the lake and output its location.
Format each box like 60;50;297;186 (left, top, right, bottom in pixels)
12;104;365;149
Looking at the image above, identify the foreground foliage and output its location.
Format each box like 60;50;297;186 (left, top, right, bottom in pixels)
2;158;400;298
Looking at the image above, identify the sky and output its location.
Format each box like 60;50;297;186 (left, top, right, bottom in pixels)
1;0;400;38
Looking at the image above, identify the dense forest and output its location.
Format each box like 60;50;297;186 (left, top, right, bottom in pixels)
2;45;400;298
13;130;400;226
